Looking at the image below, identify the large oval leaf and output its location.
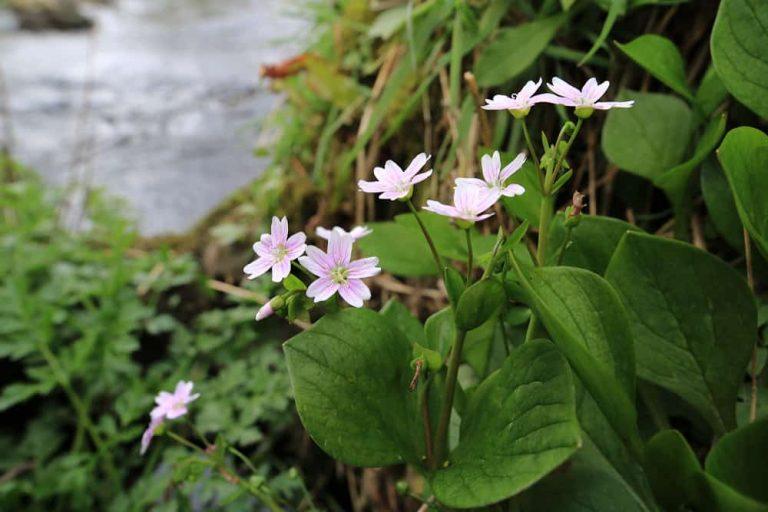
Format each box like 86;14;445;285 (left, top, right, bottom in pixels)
284;309;422;466
602;91;693;181
511;264;641;457
717;127;768;259
711;0;768;119
429;339;581;508
547;214;642;274
605;232;756;434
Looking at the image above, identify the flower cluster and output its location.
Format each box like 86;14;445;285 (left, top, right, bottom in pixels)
141;381;200;455
483;76;633;119
244;218;380;311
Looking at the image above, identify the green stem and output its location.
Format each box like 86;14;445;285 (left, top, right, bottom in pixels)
434;329;466;465
292;260;315;281
555;226;574;266
464;228;473;285
521;120;540;173
167;432;283;512
552;118;583;178
419;379;435;469
535;195;554;266
407;199;444;276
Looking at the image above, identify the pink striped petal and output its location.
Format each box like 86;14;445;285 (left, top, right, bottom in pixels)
244;256;274;279
338;279;371;308
306;277;339;302
347;257;381;279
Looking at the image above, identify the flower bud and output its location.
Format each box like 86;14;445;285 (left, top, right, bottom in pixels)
256;296;285;321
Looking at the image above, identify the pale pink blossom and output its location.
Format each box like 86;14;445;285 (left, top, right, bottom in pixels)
244;216;306;283
150;381;200;421
456;151;526;198
423;184;500;224
482;79;550;116
358;153;432;201
299;231;380;308
140;416;163;455
316;225;372;241
538;77;634;113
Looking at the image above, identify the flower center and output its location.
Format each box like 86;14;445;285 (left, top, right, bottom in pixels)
272;244;288;261
330;265;349;284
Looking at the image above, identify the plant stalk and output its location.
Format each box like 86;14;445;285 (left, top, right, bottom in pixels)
407;199;444;276
434;329;467;465
521;120;540;172
465;228;473;285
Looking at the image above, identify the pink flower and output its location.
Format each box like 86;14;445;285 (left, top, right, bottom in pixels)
298;231;380;308
140;416;163;455
482;79;550;117
316;225;372;241
456;151;526;198
244;216;306;283
539;77;634;115
423;184;500;225
150;381;200;421
358;153;432;201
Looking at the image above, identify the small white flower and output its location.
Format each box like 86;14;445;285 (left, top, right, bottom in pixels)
423;184;500;225
456;151;526;198
244;216;306;283
358;153;433;201
482;79;550;117
538;77;634;117
150;381;200;421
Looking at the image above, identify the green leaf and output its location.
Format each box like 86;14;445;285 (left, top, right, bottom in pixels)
359;213;493;276
413;342;443;371
646;428;768;512
474;15;565;86
654;112;727;210
424;307;455;358
511;264;642;457
701;159;743;249
711;0;768;119
520;438;653;512
284;309;422;466
645;430;702;511
455;278;505;331
696;66;729;117
547;214;642;274
602;91;693;181
706;418;768;503
429;339;581;508
380;299;426;345
283;274;306;292
605;232;756;434
502;161;544;225
444;266;466;305
617;35;693;100
717;127;768;259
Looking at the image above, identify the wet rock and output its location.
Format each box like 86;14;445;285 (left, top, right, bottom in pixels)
8;0;93;31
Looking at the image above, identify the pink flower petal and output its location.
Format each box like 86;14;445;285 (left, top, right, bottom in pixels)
328;231;353;265
271;259;291;282
338;279;371;308
500;152;526;181
548;77;581;101
481;152;501;183
502;184;526;197
403;153;430;179
358;179;388;193
380;190;409;200
410;169;433;185
518;78;542;100
347;257;381;279
244;256;273;279
593;100;634;110
423;201;458;218
271;216;288;244
306;277;339;302
455;177;488;190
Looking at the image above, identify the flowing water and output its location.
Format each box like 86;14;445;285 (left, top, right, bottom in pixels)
0;0;306;234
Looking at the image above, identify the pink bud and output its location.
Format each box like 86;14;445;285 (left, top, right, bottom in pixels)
256;301;275;321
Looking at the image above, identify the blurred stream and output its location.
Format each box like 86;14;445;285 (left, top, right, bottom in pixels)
0;0;305;235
